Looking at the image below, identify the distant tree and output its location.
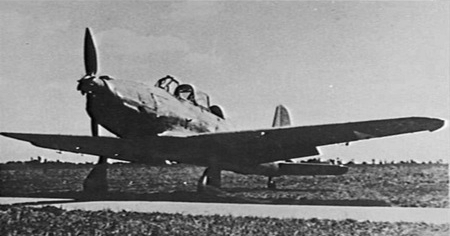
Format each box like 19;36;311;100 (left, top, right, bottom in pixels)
345;160;355;165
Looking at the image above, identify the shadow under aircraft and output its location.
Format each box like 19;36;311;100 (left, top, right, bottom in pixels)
1;28;445;195
5;190;390;207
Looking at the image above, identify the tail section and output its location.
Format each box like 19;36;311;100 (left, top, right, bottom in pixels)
272;105;291;127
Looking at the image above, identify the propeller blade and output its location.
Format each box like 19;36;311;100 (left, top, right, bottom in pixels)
89;108;107;164
90;118;99;137
84;28;98;76
87;94;99;137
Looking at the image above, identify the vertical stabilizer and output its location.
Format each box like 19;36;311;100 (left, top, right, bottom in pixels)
272;105;291;127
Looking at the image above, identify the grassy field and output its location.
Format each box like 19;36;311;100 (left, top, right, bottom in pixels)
1;163;448;207
0;204;448;236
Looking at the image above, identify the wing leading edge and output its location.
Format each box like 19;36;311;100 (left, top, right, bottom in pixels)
0;117;445;165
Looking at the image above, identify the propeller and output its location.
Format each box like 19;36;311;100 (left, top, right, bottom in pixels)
82;28;107;165
80;28;108;193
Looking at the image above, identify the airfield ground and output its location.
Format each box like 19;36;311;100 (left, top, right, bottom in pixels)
0;162;448;208
0;163;448;235
0;204;448;236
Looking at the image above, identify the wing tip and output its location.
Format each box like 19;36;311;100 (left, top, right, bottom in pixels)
1;132;22;139
427;118;445;132
0;132;42;144
408;117;446;132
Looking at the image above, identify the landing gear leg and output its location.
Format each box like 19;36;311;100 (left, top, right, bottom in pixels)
267;177;276;190
197;166;222;193
83;156;108;194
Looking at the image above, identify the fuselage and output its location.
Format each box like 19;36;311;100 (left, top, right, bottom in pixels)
76;75;348;178
77;75;233;139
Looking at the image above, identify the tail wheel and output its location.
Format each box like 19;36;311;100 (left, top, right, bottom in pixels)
267;177;277;190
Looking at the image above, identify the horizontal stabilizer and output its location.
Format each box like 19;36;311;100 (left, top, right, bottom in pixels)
278;163;348;176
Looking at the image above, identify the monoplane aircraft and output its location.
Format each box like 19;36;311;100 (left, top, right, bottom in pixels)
1;28;445;193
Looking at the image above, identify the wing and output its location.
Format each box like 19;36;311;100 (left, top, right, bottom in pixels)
0;133;141;162
0;117;444;165
190;116;444;164
0;133;204;164
278;163;349;176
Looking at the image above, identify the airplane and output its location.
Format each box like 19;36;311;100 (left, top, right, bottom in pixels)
0;28;445;194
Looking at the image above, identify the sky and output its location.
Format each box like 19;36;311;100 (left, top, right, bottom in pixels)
0;1;448;164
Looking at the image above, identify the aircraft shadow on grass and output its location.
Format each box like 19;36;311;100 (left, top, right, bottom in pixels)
3;190;390;207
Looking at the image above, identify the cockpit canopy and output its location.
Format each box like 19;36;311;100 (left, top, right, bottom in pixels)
155;75;180;94
195;91;211;109
174;84;196;104
155;75;225;119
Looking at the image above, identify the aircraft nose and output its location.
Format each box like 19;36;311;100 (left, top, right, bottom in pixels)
77;76;104;95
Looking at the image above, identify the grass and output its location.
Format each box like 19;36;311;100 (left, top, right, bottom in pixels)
0;205;448;236
0;163;448;207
